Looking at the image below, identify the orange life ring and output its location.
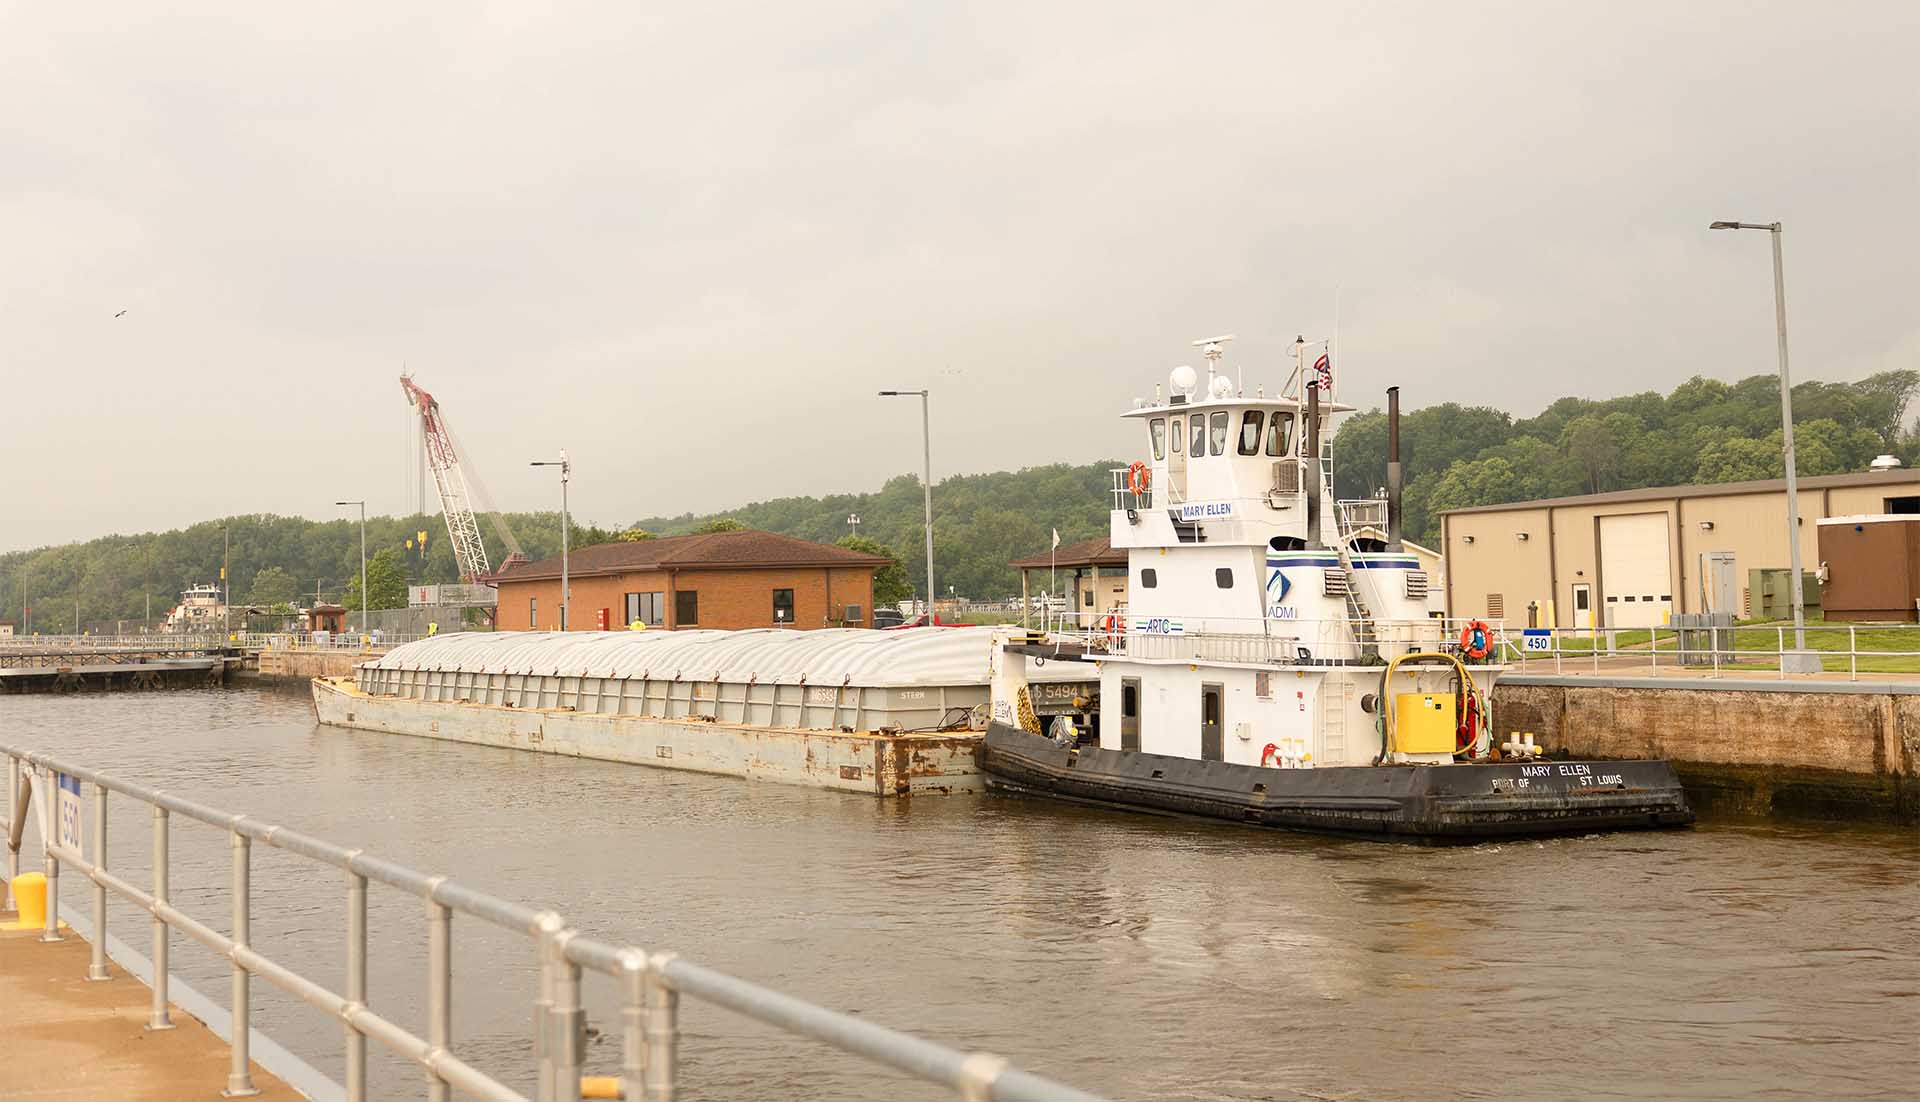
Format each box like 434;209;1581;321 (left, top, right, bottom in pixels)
1102;612;1125;634
1459;620;1493;660
1126;461;1151;496
1260;742;1282;768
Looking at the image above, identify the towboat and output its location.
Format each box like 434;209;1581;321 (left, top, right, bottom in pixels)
977;336;1693;841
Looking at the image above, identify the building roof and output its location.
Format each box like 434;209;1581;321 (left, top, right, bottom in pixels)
1438;469;1920;517
492;529;888;583
365;626;1081;687
1010;536;1126;570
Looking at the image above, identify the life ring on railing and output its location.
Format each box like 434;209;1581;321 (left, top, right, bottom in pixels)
1260;742;1282;768
1459;620;1493;660
1126;461;1152;496
1101;612;1125;635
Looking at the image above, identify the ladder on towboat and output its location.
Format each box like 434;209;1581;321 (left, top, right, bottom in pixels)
1330;542;1380;663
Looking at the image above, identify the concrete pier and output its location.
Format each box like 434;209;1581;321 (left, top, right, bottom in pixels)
0;927;301;1100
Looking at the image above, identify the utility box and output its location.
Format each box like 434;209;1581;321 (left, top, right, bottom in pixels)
1394;693;1457;754
1747;568;1822;621
1817;515;1920;622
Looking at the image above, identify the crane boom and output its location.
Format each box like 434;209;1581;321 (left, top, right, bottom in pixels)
400;376;516;583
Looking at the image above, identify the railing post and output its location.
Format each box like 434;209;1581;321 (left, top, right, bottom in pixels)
224;829;259;1097
552;930;584;1102
345;862;367;1101
643;953;679;1102
149;805;174;1030
88;781;109;980
426;882;453;1102
535;912;563;1102
5;755;18;913
618;949;648;1102
40;771;61;943
1850;624;1858;682
1777;625;1786;680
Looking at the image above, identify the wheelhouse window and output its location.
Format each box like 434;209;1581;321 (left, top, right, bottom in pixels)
1266;412;1294;456
1171;417;1183;454
1149;418;1167;461
1238;410;1265;455
1190;417;1206;457
772;588;795;624
1140;568;1158;588
1208;411;1229;455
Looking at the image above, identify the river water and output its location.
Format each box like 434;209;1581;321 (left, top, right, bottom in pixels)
6;687;1916;1101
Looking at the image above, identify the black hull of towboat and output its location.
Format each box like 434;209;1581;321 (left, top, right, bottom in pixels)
978;723;1693;842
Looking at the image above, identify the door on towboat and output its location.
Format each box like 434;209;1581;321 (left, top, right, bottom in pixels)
1167;415;1187;502
1200;684;1224;761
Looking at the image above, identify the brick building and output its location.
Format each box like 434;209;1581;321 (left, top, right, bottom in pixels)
490;529;886;631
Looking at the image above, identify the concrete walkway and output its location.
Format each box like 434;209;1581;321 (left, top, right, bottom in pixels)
0;927;302;1100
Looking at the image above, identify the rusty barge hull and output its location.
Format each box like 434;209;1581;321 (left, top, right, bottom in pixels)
979;723;1693;841
311;677;980;796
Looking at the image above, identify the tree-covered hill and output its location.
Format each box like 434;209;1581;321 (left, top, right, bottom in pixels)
3;369;1912;628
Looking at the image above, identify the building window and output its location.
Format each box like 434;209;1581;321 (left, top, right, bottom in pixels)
1171;417;1183;454
676;591;698;626
529;597;537;629
1140;568;1158;588
1238;410;1265;455
1190;417;1206;457
1208;411;1230;455
1149;418;1167;461
625;592;664;626
1215;567;1234;588
1888;495;1920;514
1267;413;1293;456
772;588;795;624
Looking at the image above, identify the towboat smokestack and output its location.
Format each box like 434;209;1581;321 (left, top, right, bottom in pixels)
1304;381;1323;547
1386;386;1403;551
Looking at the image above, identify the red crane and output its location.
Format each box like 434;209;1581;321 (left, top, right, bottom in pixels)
400;376;524;583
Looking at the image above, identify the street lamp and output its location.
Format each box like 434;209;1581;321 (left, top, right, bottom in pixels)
847;512;860;536
530;452;571;631
878;390;934;619
1710;219;1819;673
335;501;366;633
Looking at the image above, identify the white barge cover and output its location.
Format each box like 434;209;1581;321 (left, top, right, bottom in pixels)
357;627;1086;733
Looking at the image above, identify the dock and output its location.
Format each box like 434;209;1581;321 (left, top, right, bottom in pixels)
0;927;300;1100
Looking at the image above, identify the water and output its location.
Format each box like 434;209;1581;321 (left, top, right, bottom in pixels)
6;687;1916;1101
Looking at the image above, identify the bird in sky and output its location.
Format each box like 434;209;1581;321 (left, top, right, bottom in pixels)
113;309;127;318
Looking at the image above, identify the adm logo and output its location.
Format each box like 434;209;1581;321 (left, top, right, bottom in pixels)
1266;567;1298;619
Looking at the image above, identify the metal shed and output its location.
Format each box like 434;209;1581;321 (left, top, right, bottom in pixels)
357;627;1075;732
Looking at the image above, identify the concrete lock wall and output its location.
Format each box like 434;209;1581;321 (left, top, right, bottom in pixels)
1494;676;1917;822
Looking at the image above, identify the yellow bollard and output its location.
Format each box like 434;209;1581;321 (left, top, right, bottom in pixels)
9;871;48;929
580;1077;623;1099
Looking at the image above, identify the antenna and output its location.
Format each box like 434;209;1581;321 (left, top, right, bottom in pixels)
1193;334;1234;392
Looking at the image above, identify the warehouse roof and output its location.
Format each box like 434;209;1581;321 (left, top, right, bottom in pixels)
492;529;887;582
1438;469;1920;517
365;626;1074;687
1009;536;1126;570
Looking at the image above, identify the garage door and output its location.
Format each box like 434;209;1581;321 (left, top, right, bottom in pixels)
1599;513;1673;628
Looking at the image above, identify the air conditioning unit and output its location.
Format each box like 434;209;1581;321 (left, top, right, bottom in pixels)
843;604;865;623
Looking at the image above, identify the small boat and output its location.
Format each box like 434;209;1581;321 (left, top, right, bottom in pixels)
977;335;1692;841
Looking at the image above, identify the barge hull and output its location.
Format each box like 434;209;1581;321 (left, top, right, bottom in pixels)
312;677;982;796
979;723;1693;841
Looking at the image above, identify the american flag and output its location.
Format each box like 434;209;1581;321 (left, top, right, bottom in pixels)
1310;351;1332;391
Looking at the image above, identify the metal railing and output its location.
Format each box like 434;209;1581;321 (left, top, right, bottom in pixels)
244;631;428;652
0;633;228;652
3;746;1098;1102
1036;615;1503;667
1498;622;1920;682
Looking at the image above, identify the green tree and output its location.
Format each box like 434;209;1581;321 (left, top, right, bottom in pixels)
838;535;913;605
692;518;746;534
247;566;298;607
343;548;408;611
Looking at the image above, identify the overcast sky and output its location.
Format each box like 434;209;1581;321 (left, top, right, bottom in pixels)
3;3;1915;551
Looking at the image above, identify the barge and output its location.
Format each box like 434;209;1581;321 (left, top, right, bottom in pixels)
311;627;1094;796
976;335;1692;840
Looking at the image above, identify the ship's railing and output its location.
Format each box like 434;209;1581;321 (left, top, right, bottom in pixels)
1045;615;1506;666
242;631;428;652
2;745;1100;1102
1335;498;1387;538
1108;467;1156;510
1494;620;1920;682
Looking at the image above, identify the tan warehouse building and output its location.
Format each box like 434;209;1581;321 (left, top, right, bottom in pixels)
491;529;885;631
1440;469;1920;628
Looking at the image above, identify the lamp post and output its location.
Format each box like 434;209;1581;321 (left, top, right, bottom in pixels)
1709;220;1819;673
847;512;860;536
335;501;366;633
531;452;571;630
878;390;934;619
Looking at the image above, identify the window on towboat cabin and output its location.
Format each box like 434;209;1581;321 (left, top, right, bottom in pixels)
1215;567;1234;588
1208;411;1230;455
1267;412;1294;456
1140;568;1158;588
1190;417;1206;457
1170;417;1183;454
1149;418;1167;461
1238;410;1265;455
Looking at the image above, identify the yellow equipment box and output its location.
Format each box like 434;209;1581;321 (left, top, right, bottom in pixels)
1394;693;1458;754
